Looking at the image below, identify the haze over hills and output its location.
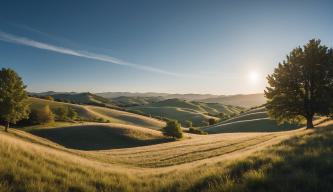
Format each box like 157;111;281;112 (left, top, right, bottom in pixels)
97;92;266;108
199;93;266;108
33;91;266;108
96;92;220;101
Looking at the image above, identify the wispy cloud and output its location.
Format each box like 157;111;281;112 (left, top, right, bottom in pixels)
0;30;180;76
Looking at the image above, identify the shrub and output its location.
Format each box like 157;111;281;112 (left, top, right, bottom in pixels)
184;120;193;128
54;107;68;121
29;105;54;124
67;107;78;120
162;120;183;139
188;127;207;135
54;106;77;121
208;118;217;125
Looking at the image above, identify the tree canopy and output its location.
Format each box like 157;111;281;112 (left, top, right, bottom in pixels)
265;39;333;128
0;68;29;131
162;120;183;139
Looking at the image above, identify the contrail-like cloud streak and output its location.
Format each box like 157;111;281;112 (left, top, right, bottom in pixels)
0;31;180;76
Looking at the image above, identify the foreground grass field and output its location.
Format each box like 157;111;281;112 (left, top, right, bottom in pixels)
1;118;332;191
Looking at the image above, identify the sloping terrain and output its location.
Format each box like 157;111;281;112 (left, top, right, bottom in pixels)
110;96;165;107
128;98;243;126
0;119;331;192
199;93;266;108
31;92;117;108
27;97;165;129
202;107;300;133
25;123;168;150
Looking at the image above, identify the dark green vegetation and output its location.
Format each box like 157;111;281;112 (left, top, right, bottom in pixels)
0;68;29;132
265;39;333;128
29;105;55;124
129;98;243;127
188;127;207;135
162;120;183;138
190;123;333;192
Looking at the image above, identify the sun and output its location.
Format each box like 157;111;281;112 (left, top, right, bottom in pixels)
248;70;259;84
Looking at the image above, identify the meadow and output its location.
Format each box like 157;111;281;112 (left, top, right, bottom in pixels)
1;96;332;191
0;118;332;192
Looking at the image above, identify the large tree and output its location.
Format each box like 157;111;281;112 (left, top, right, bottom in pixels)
0;68;29;132
265;39;333;128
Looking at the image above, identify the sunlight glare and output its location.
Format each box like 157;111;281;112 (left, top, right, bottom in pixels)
248;70;259;84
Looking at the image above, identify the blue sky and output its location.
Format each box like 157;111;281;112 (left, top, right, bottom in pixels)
0;0;333;94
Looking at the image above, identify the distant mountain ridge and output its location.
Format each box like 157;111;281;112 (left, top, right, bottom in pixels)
96;92;219;101
198;93;266;108
30;91;266;108
96;92;266;108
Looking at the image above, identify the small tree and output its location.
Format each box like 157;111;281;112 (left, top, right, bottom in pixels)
29;105;54;124
54;107;68;121
184;120;192;128
208;118;216;125
162;120;183;139
265;39;333;128
0;68;29;132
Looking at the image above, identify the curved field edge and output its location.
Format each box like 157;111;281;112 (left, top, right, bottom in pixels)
25;123;168;150
1;119;331;191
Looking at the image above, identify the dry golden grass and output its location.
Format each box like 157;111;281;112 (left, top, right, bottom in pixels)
28;97;166;129
0;118;331;191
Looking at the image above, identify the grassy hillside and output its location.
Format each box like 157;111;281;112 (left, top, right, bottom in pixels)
202;107;300;133
25;123;168;150
199;93;266;108
0;119;331;191
110;96;165;107
27;97;165;129
96;92;218;100
32;92;117;108
128;99;243;127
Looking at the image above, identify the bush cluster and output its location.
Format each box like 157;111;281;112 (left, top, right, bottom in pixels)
162;120;183;139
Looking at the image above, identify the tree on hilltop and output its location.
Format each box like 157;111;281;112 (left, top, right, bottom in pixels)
265;39;333;128
0;68;29;132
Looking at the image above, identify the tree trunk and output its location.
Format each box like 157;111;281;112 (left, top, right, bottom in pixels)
306;116;314;129
4;122;9;132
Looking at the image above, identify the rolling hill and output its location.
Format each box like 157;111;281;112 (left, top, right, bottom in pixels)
30;92;118;108
199;93;266;108
201;107;300;133
96;92;219;100
110;96;165;107
27;97;165;130
96;92;266;108
128;98;243;127
0;117;331;191
24;123;169;150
